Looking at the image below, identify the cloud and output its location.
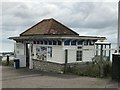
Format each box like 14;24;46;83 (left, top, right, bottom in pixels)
1;1;118;52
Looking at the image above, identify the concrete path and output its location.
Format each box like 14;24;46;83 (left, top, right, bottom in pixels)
2;66;120;88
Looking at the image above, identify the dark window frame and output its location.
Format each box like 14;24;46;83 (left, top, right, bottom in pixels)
76;51;82;61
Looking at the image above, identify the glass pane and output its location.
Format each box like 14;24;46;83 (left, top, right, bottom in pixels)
37;41;39;44
44;41;47;45
58;40;62;45
53;40;57;45
64;40;70;45
48;41;52;45
84;40;88;45
33;41;36;44
76;51;82;61
78;41;83;45
71;41;76;45
40;41;43;44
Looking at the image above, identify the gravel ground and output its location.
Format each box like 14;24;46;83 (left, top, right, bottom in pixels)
2;66;120;89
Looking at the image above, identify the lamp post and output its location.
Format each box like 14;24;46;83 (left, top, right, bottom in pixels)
118;0;120;53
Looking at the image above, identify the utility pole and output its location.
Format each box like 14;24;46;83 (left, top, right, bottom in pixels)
118;0;120;53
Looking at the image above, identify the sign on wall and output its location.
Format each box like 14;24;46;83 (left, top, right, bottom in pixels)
15;43;25;55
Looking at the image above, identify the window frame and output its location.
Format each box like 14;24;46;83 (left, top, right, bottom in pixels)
76;50;82;61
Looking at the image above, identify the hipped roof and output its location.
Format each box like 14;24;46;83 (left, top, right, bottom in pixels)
20;18;79;36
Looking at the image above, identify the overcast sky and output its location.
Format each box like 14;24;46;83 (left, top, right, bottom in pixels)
0;0;119;52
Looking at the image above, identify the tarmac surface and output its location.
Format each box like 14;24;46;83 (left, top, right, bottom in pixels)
1;66;120;89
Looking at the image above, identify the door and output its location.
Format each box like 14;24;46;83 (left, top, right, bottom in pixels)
26;44;29;67
15;43;26;67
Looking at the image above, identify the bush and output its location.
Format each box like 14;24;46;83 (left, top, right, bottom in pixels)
66;61;112;78
2;60;14;66
103;61;112;77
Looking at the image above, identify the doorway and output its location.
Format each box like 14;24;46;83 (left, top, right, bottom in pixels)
26;43;30;67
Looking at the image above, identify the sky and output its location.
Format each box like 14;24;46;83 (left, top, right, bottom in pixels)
0;0;119;52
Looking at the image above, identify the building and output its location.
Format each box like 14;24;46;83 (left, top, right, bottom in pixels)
9;18;107;72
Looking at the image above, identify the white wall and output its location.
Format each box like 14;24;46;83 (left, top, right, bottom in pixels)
66;46;95;63
68;49;76;63
48;46;65;63
82;46;95;62
15;43;26;67
32;45;65;64
32;44;95;64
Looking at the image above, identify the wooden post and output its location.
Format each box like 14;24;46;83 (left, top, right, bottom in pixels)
64;49;68;73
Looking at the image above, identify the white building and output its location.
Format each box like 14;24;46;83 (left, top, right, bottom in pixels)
9;18;107;71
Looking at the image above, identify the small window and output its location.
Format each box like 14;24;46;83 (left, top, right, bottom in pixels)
58;40;62;45
89;41;94;45
40;41;43;44
37;41;39;44
33;41;36;44
76;51;82;61
71;41;76;45
53;40;57;45
48;41;52;45
48;46;52;58
64;40;70;45
44;41;47;45
77;46;82;49
77;41;83;45
84;41;88;45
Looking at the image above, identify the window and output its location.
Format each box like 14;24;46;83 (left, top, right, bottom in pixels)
89;41;94;45
76;51;82;61
48;46;52;58
40;41;43;44
48;41;52;45
53;40;57;45
33;41;36;44
71;41;76;45
37;41;39;44
77;46;82;49
58;40;62;45
77;41;83;45
44;41;47;45
64;40;70;45
84;41;88;45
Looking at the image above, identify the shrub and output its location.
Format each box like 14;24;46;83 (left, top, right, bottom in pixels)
66;61;112;78
2;60;14;66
